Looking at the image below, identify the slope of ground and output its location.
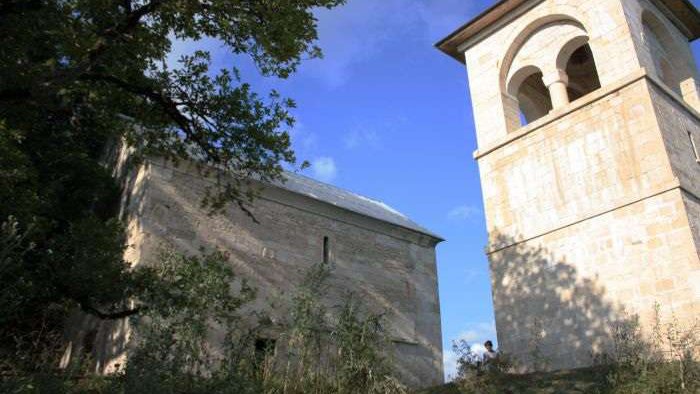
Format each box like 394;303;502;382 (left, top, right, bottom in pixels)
418;367;609;394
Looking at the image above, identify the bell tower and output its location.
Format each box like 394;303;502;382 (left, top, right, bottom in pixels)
438;0;700;369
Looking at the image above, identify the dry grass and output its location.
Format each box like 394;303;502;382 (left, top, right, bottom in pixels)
418;367;609;394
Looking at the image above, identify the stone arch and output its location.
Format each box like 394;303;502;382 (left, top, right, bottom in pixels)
555;35;590;71
506;65;552;126
501;14;592;131
507;65;543;97
556;36;601;102
640;8;687;96
499;14;590;93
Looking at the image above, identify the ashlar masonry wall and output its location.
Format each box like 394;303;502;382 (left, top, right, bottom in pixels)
457;0;700;370
65;156;444;389
483;77;700;368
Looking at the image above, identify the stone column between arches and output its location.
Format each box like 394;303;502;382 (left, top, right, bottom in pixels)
543;69;570;110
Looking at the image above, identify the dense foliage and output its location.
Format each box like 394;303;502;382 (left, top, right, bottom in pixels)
0;0;344;376
601;307;700;393
1;254;406;394
446;306;699;394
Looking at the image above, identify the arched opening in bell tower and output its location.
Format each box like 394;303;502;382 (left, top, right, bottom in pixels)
564;43;601;102
517;72;553;124
507;66;553;126
641;10;685;96
501;17;595;130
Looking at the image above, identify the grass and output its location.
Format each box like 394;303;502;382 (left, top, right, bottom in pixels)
418;367;610;394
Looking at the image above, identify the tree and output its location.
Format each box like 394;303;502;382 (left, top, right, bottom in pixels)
0;0;344;373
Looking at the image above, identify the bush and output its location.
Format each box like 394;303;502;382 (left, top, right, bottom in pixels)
600;304;700;393
1;251;406;394
449;304;699;394
451;340;514;394
261;261;406;394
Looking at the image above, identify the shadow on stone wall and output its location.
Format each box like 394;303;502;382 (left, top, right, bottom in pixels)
488;232;632;371
62;160;443;387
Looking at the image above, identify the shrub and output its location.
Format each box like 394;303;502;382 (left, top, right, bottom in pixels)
451;339;514;394
600;304;700;393
1;251;406;394
262;261;406;394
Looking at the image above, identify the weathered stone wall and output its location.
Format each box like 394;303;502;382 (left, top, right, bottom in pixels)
650;78;700;199
60;143;148;374
458;0;700;371
464;0;643;147
117;159;443;388
479;79;673;244
482;76;700;369
649;76;700;326
626;0;700;111
682;192;700;285
489;186;698;369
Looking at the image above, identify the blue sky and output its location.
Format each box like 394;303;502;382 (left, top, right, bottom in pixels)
172;0;700;381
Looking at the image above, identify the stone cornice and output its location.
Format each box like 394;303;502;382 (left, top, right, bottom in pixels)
485;178;687;255
436;0;700;63
473;69;700;161
144;159;443;248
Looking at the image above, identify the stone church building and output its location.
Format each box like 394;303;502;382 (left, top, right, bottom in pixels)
439;0;700;370
60;152;444;388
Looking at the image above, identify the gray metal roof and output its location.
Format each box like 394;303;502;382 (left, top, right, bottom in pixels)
272;172;443;240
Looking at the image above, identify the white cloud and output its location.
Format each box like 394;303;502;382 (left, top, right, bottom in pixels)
306;1;410;87
443;322;497;381
288;120;318;154
443;343;488;382
343;128;380;150
447;205;481;221
310;157;338;182
415;0;483;43
162;1;485;88
306;0;482;88
455;323;497;344
462;268;481;284
342;116;408;150
166;36;230;71
443;351;460;382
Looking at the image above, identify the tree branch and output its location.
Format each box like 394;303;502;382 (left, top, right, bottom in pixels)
80;72;221;162
0;0;42;19
122;0;164;33
0;87;31;103
81;304;143;320
85;0;165;69
83;73;190;128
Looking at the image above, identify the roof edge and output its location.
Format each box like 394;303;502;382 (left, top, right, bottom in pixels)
653;0;700;40
435;0;529;63
141;155;445;243
265;172;446;243
436;0;700;64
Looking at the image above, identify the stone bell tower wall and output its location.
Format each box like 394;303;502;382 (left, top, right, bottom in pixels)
483;74;700;369
444;0;700;370
463;0;644;149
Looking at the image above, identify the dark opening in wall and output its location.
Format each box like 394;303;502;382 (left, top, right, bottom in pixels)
323;236;330;264
565;44;601;102
688;130;700;163
254;337;276;364
83;329;97;355
642;10;686;97
517;71;553;125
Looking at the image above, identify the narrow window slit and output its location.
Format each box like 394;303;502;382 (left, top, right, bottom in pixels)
688;130;700;163
254;337;276;364
323;236;330;264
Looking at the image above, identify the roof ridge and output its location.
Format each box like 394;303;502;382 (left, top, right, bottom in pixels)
275;171;444;241
284;171;402;213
